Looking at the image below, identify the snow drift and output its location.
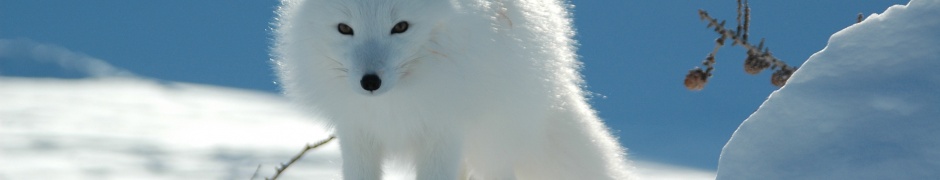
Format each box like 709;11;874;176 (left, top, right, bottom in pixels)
0;39;133;78
0;77;338;179
0;77;713;179
717;0;940;179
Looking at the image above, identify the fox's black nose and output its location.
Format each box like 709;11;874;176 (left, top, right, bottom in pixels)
360;74;381;92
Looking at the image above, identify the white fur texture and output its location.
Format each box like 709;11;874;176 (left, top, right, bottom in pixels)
272;0;634;179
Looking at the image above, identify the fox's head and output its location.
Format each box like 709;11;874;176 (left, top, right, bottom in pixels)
283;0;454;96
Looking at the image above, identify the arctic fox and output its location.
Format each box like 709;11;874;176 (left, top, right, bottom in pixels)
272;0;634;179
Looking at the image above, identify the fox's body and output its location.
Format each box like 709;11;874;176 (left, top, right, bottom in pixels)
273;0;633;179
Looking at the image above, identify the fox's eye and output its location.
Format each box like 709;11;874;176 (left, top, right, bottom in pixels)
338;23;354;35
391;21;409;34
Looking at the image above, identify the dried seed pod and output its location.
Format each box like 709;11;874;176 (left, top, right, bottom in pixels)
743;53;770;74
684;68;709;91
771;67;796;87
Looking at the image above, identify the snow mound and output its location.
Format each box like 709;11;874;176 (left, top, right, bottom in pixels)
717;0;940;179
0;77;339;180
0;77;713;179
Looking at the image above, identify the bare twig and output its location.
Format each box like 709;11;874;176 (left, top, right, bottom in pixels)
250;164;262;180
685;0;798;90
265;135;337;180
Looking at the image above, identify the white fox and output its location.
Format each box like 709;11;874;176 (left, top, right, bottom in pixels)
272;0;634;179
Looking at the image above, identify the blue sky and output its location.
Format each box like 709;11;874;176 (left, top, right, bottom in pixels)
0;0;909;170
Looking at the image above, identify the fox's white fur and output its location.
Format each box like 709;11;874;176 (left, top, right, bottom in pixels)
272;0;634;179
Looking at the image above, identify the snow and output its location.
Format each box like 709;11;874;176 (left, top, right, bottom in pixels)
0;77;339;180
716;0;940;179
0;77;714;180
0;39;134;78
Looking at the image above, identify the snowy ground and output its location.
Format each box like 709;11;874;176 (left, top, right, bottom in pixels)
0;77;714;180
717;0;940;179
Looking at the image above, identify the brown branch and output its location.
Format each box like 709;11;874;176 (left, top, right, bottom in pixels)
700;11;789;70
685;1;798;91
250;164;262;180
264;135;337;180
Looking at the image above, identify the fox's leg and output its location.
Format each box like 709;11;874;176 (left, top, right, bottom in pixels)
464;136;519;180
338;131;383;180
415;135;463;180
